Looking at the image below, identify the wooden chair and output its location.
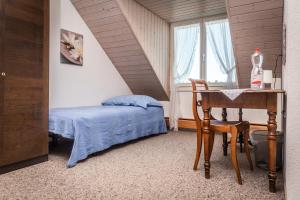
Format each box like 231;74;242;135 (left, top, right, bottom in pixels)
190;79;253;185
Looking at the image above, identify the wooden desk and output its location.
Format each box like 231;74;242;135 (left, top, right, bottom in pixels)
194;89;285;193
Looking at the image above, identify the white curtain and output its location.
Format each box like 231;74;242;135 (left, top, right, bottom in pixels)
206;19;237;88
169;24;200;130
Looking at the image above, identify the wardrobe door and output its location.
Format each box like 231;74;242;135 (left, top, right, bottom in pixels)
0;0;49;166
0;0;4;165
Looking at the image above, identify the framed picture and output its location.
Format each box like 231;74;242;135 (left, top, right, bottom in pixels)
60;29;83;66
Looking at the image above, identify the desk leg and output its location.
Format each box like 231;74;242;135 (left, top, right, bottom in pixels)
222;108;228;156
203;108;211;179
267;111;277;193
239;108;243;153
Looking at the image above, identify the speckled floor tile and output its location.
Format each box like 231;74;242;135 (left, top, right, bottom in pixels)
0;131;284;200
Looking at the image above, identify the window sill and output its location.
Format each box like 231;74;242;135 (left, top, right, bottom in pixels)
175;82;225;88
175;82;237;92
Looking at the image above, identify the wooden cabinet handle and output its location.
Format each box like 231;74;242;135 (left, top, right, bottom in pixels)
1;72;6;76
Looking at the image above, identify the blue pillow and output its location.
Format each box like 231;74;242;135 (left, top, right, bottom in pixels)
102;95;162;109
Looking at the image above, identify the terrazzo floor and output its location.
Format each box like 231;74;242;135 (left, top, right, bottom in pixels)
0;131;284;200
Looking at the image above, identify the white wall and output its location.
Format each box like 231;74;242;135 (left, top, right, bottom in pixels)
49;0;131;108
283;0;300;199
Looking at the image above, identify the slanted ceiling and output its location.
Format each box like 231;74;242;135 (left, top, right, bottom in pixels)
135;0;227;23
72;0;283;91
226;0;283;88
117;0;170;96
71;0;169;100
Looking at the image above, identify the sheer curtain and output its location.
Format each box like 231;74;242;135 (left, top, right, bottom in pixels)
206;19;237;88
169;24;200;130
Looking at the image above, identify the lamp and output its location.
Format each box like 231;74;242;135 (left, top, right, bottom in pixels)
263;70;273;89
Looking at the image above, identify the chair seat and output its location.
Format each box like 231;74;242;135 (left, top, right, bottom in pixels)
208;120;249;133
211;120;241;126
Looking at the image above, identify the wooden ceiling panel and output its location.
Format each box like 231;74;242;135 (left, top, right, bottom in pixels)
230;7;282;23
71;0;169;100
135;0;227;22
229;1;282;16
226;0;283;88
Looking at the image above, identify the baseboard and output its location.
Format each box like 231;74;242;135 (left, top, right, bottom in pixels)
250;123;268;127
165;117;196;131
178;118;197;130
165;118;197;130
0;155;48;175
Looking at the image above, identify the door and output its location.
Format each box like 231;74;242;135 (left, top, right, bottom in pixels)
0;0;49;166
0;0;4;165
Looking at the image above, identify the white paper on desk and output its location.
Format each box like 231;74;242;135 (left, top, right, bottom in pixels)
220;89;247;101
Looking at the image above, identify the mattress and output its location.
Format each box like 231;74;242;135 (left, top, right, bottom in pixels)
49;105;167;167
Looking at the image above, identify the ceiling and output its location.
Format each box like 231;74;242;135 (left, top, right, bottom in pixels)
71;0;169;100
135;0;227;23
226;0;283;87
136;0;283;88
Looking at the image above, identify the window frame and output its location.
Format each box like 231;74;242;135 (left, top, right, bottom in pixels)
170;19;203;85
170;14;233;87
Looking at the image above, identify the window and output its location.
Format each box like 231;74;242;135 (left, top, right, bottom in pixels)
206;39;228;83
173;23;200;83
172;17;237;86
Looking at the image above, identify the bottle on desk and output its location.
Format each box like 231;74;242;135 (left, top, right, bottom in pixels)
250;48;264;89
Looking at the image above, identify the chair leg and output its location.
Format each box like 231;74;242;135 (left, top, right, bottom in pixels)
239;132;243;153
244;127;254;171
222;132;228;156
193;128;202;170
231;128;242;185
209;132;215;160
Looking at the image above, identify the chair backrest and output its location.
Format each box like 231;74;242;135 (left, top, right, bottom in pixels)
189;79;208;91
189;79;209;124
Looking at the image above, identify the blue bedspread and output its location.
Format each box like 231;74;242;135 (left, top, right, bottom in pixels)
49;105;167;167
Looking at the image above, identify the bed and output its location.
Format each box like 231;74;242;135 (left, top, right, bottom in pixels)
49;95;167;167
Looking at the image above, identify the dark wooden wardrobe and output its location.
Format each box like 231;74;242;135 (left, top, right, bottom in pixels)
0;0;49;173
